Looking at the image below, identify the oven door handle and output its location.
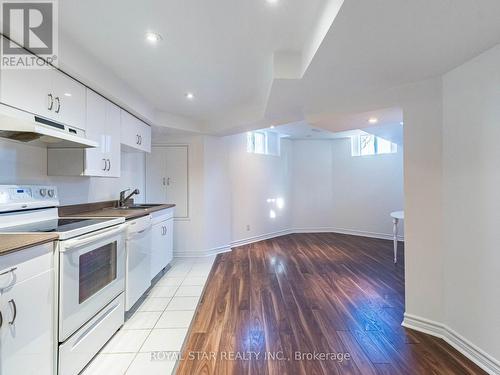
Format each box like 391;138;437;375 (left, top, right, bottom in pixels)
60;224;127;252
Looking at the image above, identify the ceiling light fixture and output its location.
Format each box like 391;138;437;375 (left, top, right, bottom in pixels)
145;32;163;44
368;117;379;124
185;92;195;100
266;0;279;5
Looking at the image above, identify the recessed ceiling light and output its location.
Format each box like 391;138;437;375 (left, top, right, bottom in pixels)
64;93;72;97
145;32;163;44
266;0;279;4
185;92;195;100
368;117;378;124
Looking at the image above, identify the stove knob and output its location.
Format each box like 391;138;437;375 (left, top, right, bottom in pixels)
39;188;47;197
48;189;55;198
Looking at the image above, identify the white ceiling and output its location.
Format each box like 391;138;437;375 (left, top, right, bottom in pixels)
59;0;327;126
59;0;500;135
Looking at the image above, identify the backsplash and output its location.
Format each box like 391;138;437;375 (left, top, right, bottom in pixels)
0;139;146;205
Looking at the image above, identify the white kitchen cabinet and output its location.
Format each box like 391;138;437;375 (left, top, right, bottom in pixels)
146;145;189;218
0;63;53;119
0;243;54;375
50;69;87;130
47;90;121;177
0;36;86;131
120;110;151;153
151;208;174;280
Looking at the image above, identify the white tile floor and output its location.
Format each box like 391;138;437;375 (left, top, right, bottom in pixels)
81;256;216;375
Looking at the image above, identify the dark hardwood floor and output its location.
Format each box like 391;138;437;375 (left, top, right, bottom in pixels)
176;233;486;375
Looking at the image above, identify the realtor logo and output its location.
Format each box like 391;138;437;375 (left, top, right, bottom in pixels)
1;0;58;69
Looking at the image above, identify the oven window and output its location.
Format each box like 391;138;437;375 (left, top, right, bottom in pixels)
79;241;117;304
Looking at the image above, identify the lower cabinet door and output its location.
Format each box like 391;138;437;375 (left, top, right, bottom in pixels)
151;218;174;280
151;220;166;280
165;218;174;266
0;270;54;375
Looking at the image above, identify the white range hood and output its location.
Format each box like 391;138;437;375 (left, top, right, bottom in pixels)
0;104;97;148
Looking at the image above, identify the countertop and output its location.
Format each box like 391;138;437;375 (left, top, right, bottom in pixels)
0;233;59;256
60;203;176;220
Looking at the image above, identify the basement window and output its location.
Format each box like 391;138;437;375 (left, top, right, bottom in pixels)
247;131;280;156
351;133;397;156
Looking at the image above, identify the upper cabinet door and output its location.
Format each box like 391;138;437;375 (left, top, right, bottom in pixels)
0;66;53;118
83;90;120;177
0;36;52;117
51;70;86;130
0;36;86;130
84;90;107;177
120;110;151;153
105;101;121;177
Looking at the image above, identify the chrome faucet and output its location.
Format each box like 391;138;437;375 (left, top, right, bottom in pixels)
119;188;140;208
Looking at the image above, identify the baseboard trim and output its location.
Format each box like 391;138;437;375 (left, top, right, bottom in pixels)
174;227;404;258
292;226;404;241
230;229;293;248
402;314;500;375
173;245;231;258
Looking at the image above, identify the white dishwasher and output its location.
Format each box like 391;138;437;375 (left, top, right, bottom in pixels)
125;214;152;311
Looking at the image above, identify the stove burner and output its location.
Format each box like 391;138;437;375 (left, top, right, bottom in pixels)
0;218;114;233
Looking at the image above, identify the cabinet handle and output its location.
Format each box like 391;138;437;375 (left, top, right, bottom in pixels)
0;267;17;276
162;177;166;186
166;177;171;186
139;135;142;145
136;134;140;145
0;310;3;328
55;97;61;113
8;299;17;325
48;93;54;110
102;158;107;171
107;159;111;171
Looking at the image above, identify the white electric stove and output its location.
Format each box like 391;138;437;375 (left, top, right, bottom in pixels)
0;185;127;375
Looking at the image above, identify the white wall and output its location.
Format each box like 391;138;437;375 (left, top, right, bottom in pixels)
203;136;232;251
291;138;404;238
227;133;292;244
441;44;500;363
401;78;445;325
0;139;146;204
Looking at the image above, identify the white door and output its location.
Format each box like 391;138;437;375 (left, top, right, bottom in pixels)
0;66;53;118
151;218;174;280
120;110;151;153
146;146;167;202
85;90;107;176
126;226;152;311
105;101;121;177
150;220;166;280
146;146;189;218
137;122;151;152
165;146;189;218
165;218;174;265
51;70;86;130
0;270;54;375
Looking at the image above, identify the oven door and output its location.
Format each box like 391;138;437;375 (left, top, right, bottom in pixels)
58;223;126;342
